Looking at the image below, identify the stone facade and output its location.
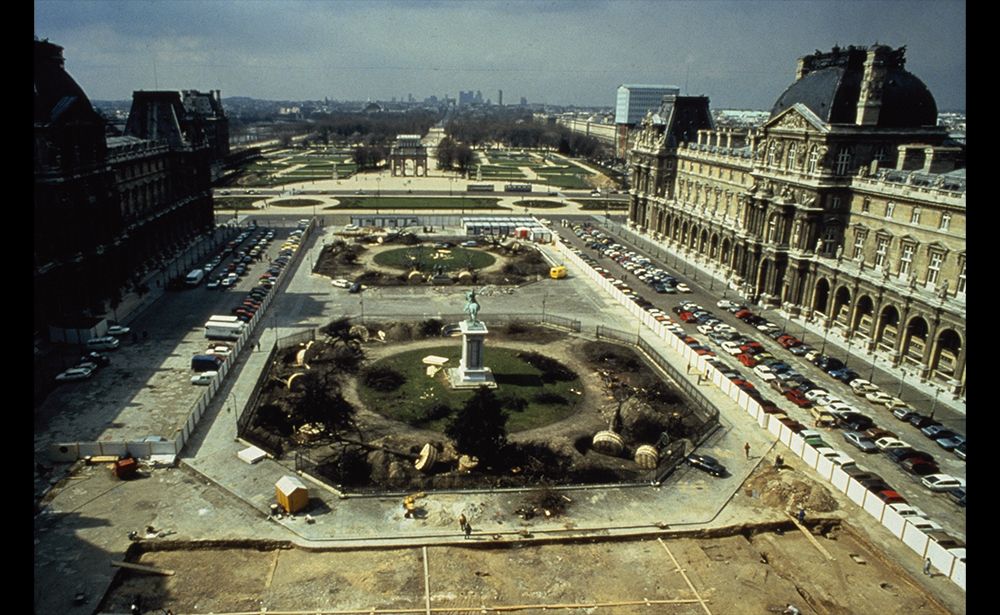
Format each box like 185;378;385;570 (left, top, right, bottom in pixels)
627;45;965;394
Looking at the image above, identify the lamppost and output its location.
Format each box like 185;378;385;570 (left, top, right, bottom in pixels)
376;176;381;217
929;385;942;419
819;319;830;355
843;334;853;368
897;366;908;397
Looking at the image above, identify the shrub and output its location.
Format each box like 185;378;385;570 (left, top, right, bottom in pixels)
362;365;406;392
532;392;568;405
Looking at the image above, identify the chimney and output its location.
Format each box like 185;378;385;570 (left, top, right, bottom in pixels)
726;130;733;149
896;145;926;171
856;45;900;126
923;146;960;174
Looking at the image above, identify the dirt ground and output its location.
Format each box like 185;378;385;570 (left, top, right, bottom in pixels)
100;519;955;615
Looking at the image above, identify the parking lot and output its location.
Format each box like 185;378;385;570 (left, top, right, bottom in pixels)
559;219;966;543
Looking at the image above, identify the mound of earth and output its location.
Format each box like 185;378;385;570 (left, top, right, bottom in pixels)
744;465;839;513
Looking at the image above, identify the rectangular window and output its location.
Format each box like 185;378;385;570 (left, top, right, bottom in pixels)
910;207;921;225
957;260;966;294
831;196;842;211
885;202;895;219
853;234;865;260
927;251;943;285
899;244;914;276
940;212;952;231
835;150;852;175
861;198;870;213
874;237;889;269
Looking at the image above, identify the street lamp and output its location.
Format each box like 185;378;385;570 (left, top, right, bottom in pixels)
819;320;830;355
929;385;942;419
896;366;907;397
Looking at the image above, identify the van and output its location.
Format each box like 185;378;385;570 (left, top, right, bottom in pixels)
85;336;120;351
191;354;224;372
185;269;205;286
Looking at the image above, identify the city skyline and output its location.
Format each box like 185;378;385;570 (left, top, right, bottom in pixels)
35;0;966;110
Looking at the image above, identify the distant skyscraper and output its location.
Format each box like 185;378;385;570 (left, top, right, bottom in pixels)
520;96;527;106
498;89;503;106
615;84;680;125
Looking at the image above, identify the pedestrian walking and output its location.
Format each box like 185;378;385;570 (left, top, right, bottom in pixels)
464;522;473;539
458;513;468;534
797;507;805;524
923;558;932;576
774;454;784;468
744;442;751;458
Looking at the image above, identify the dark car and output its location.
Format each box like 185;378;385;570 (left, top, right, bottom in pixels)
874;490;908;504
814;356;845;371
947;487;966;507
80;351;111;367
908;414;942;430
886;448;935;465
687;453;727;477
348;282;362;293
900;458;940;476
858;478;893;492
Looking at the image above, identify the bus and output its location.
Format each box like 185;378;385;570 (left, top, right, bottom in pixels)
504;183;532;192
207;315;241;324
185;269;205;286
466;184;495;192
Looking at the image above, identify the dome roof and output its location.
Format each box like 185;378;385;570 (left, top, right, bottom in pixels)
770;46;938;128
34;40;101;125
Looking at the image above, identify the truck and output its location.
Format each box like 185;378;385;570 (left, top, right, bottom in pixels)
204;320;245;341
207;315;241;324
185;269;205;286
549;265;567;279
191;354;224;372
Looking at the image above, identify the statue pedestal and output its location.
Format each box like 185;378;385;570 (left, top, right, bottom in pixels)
447;320;496;389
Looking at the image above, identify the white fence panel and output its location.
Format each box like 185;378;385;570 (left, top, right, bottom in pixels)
746;400;760;421
800;444;819;468
815;456;834;481
862;492;886;520
712;370;724;387
880;506;907;538
126;441;153;458
48;443;79;462
925;541;956;578
78;442;101;457
151;439;178;455
788;433;804;456
737;391;751;411
846;479;868;506
767;415;783;437
100;441;127;457
778;425;793;446
756;411;768;428
829;466;850;493
901;524;930;557
950;559;966;590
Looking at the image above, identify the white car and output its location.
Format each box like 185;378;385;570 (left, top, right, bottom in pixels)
106;325;131;336
875;437;910;451
828;400;856;413
888;503;929;519
883;397;910;410
804;389;829;401
56;366;94;382
720;341;743;356
675;283;692;293
331;279;351;289
344;224;360;231
753;365;777;382
865;391;896;405
717;299;740;310
191;371;219;386
697;324;716;336
849;379;878;394
921;474;966;492
205;345;233;357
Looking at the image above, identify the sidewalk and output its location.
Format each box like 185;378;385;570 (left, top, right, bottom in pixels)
599;219;966;419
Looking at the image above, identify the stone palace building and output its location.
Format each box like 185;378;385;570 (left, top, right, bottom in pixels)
626;45;965;395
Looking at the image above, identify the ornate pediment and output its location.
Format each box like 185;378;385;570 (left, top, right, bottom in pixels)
764;104;828;133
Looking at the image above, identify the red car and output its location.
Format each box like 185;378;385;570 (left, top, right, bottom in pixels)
680;312;698;323
777;335;801;348
761;402;784;414
734;309;753;319
784;389;812;408
737;353;759;367
874;490;907;505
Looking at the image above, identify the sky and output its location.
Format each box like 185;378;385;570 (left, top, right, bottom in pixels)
34;0;966;111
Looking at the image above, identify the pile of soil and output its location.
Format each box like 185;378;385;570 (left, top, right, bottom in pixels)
744;465;839;513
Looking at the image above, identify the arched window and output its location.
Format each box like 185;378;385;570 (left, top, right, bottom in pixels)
807;146;820;174
786;143;797;171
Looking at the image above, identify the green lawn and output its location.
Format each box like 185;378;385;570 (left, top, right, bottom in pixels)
325;197;504;210
268;198;325;208
512;199;568;209
372;245;496;272
358;345;582;432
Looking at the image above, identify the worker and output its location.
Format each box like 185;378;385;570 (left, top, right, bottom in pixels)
403;496;416;519
458;513;468;534
797;507;806;524
782;604;801;615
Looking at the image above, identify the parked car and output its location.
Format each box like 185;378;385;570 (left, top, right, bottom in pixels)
900;458;940;476
80;351;110;367
874;437;910;451
106;325;131;336
843;431;879;453
908;414;941;430
885;448;935;465
954;442;966;461
921;474;966;492
85;336;120;351
55;366;94;382
190;371;219;386
686;453;727;477
863;427;897;441
947;487;966;507
892;406;918;421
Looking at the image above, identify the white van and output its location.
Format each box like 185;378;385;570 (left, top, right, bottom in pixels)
185;269;205;286
85;336;120;351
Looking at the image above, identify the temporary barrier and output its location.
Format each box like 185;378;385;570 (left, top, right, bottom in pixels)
862;491;886;520
778;424;793;446
901;523;930;556
881;505;907;538
788;433;804;457
815;455;834;481
801;444;819;468
926;539;956;576
845;479;868;506
830;466;850;492
951;559;965;589
767;415;783;437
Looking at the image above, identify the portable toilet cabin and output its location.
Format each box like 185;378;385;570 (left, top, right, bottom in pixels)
275;475;309;513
